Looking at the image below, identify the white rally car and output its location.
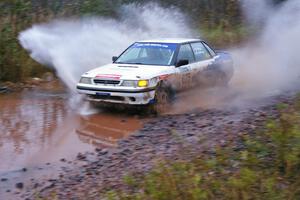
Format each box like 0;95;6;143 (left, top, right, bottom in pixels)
77;38;233;112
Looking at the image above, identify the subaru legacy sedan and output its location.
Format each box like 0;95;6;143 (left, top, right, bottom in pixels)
77;38;233;113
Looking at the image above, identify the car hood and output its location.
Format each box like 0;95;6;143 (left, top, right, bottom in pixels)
83;63;173;80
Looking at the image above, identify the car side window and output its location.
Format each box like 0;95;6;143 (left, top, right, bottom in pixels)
191;42;211;61
202;42;216;57
177;44;195;64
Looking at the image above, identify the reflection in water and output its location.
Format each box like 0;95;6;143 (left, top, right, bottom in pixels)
76;114;142;148
0;91;142;172
0;92;69;171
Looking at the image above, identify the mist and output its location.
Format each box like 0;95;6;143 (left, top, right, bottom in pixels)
231;0;300;96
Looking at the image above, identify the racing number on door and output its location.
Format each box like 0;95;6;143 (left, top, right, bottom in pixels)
179;66;192;89
176;44;195;90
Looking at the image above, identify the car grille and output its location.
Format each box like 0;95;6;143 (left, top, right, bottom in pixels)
89;95;125;101
93;79;120;85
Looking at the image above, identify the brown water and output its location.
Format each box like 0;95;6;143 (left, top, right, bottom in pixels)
0;90;142;173
0;83;261;173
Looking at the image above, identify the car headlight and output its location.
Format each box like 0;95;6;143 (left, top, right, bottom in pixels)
137;80;148;87
79;77;92;84
149;77;159;87
137;78;158;87
121;80;148;87
121;78;158;88
121;80;138;87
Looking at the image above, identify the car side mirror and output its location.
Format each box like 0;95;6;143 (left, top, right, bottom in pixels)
112;56;118;62
176;59;189;67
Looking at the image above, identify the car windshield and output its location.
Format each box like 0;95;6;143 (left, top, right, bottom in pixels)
115;42;178;66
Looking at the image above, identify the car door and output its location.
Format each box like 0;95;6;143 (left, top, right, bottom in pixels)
175;43;195;90
190;42;216;86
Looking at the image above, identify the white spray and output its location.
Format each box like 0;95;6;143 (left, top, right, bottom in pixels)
231;0;300;96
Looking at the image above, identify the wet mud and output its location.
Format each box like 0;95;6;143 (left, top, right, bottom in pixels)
0;82;299;199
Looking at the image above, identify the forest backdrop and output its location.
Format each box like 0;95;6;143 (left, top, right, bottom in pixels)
0;0;286;82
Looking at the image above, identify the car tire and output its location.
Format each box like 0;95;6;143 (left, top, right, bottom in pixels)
149;85;171;115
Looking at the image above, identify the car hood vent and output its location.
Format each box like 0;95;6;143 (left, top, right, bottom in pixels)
118;65;139;68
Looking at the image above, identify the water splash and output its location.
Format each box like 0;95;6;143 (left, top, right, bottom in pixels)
231;0;300;96
19;3;194;91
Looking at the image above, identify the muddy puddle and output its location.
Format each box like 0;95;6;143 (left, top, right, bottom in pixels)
0;90;142;173
0;83;274;174
0;82;283;198
0;82;278;192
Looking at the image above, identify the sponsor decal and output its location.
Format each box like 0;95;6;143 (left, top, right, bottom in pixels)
95;74;122;80
133;43;177;50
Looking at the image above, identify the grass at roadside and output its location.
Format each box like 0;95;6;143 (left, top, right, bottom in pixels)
106;95;300;200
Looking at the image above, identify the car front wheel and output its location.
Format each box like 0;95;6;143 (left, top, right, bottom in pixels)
149;85;171;114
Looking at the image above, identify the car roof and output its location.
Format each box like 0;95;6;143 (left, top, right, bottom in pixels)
137;38;202;44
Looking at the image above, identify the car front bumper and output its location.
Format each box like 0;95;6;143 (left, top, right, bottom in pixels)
76;84;156;105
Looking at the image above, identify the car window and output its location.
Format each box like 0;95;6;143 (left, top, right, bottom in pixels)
116;43;177;66
190;42;211;61
202;42;216;57
177;44;195;64
120;47;141;61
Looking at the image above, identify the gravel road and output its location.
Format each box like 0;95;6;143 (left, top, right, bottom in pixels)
13;89;298;200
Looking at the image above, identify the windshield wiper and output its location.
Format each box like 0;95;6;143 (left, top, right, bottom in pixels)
131;62;143;65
